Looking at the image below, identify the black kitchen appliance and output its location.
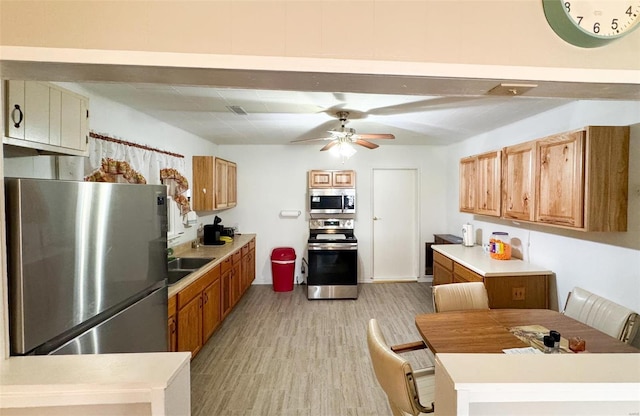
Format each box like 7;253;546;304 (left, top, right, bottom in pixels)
203;216;225;245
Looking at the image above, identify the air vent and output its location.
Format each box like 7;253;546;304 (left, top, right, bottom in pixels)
226;105;248;115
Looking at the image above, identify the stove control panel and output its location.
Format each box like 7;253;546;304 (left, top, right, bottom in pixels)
309;218;354;230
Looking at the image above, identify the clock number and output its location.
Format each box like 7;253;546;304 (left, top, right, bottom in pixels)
564;1;571;12
577;16;584;25
593;22;600;33
611;18;619;30
626;6;632;16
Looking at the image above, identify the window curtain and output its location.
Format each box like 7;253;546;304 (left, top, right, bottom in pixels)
84;132;190;214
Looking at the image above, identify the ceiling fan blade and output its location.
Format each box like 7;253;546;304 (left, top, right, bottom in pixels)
320;141;339;151
290;136;333;143
356;133;395;140
354;139;379;149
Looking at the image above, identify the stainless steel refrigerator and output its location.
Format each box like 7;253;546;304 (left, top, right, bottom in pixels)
5;178;169;355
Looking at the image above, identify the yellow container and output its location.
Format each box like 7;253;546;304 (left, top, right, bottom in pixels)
489;232;511;260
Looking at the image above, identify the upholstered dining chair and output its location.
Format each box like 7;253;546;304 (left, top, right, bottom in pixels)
366;319;435;416
563;286;639;344
432;282;490;313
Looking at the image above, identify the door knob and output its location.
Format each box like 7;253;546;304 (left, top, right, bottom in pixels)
373;216;382;220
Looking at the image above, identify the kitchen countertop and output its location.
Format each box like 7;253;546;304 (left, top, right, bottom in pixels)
432;244;552;277
0;352;191;412
168;233;255;297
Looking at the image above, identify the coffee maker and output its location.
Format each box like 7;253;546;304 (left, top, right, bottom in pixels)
203;216;225;245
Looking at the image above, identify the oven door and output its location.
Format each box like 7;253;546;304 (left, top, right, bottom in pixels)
307;243;357;300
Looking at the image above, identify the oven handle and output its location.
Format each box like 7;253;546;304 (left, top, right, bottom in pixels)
308;244;358;251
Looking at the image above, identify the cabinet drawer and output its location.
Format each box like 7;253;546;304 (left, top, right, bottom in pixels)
241;243;249;257
249;239;255;250
177;278;205;309
453;263;484;283
433;251;453;271
220;257;232;274
233;250;242;264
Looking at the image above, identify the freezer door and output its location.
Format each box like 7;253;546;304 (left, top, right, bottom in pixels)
50;286;168;355
5;178;168;355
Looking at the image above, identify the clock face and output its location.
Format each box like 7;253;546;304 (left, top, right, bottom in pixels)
564;1;640;38
543;0;640;47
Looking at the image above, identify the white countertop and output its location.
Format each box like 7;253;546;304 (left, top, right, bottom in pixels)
432;244;552;277
168;233;255;297
0;352;190;409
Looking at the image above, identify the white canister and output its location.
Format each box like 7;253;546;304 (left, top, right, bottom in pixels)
462;223;474;246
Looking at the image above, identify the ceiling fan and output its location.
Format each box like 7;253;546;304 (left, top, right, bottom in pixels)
292;111;394;151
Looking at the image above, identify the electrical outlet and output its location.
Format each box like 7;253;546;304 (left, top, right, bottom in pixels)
512;287;526;301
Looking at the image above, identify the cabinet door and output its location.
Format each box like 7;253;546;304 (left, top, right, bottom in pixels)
177;295;203;357
333;170;355;187
221;268;232;317
475;150;501;216
60;91;86;151
249;244;256;284
24;81;51;144
192;156;215;211
202;279;221;342
433;261;453;286
168;315;178;352
232;260;241;306
227;161;237;207
215;158;229;208
503;142;535;221
535;131;584;227
459;157;476;213
309;170;333;188
6;80;26;140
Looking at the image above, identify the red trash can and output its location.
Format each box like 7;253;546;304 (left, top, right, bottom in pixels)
271;247;296;292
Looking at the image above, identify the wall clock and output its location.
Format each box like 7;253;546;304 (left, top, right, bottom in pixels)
542;0;640;47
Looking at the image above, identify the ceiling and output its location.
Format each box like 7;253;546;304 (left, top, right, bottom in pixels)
75;82;576;146
3;60;638;147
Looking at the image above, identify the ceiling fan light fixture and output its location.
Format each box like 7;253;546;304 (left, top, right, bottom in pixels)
330;141;357;160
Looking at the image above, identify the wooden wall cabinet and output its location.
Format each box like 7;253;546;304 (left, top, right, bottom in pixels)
502;141;535;221
176;265;221;358
308;170;355;188
534;126;629;231
465;126;629;231
192;156;237;211
4;80;89;156
459;151;501;216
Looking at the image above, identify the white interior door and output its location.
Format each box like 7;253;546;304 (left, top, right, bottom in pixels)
372;169;418;281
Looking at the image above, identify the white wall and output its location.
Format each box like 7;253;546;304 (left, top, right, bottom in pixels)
445;100;640;313
214;144;448;285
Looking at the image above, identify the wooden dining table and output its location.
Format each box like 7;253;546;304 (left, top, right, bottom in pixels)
415;309;640;354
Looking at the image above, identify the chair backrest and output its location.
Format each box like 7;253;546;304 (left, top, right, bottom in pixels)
432;282;490;313
367;319;424;416
563;287;639;343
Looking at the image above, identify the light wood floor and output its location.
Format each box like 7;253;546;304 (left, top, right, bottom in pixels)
191;282;434;416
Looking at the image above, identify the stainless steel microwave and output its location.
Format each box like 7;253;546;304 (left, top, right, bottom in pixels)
309;188;356;214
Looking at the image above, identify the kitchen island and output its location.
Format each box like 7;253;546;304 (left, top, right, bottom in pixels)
432;244;553;309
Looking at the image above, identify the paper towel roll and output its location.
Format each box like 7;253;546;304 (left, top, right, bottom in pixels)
462;223;474;246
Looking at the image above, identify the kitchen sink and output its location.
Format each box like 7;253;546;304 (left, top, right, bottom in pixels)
168;257;215;271
167;269;193;285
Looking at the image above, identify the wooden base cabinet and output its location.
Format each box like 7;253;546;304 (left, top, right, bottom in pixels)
168;295;178;352
176;265;221;358
240;237;256;294
432;252;549;309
